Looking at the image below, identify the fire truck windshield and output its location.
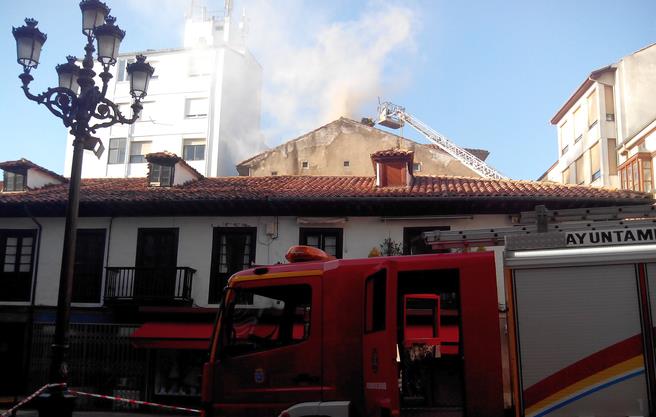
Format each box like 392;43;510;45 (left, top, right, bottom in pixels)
222;285;312;357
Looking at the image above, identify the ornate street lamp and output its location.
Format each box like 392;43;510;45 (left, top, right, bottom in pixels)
12;2;154;416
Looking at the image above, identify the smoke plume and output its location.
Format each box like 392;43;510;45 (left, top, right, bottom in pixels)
242;0;418;143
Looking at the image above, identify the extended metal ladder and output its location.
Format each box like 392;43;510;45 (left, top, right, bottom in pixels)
377;101;507;180
423;204;656;249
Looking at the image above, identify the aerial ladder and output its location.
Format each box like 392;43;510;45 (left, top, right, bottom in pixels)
377;101;508;180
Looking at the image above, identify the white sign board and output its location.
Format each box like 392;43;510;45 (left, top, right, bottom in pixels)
566;227;656;247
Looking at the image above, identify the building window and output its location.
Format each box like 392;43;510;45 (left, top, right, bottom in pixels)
182;139;206;161
129;141;151;163
605;85;615;121
116;58;134;82
589;142;601;182
108;138;126;164
149;163;174;187
343;160;350;167
301;161;309;169
72;229;106;304
562;166;571;184
561;145;569;156
413;162;422;172
189;55;211;76
619;154;653;193
271;171;278;176
587;89;598;128
573;106;584;142
185;98;208;118
560;120;571;154
209;227;256;304
575;155;585;184
608;138;618;175
299;228;343;258
0;230;36;301
118;103;132;119
136;101;155;122
3;171;26;192
223;285;312;356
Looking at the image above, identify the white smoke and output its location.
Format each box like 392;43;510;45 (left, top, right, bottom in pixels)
241;0;419;143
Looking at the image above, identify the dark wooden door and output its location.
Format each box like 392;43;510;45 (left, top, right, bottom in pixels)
135;228;178;299
73;229;106;303
209;227;256;304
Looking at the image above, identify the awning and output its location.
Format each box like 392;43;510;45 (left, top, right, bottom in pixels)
131;322;213;350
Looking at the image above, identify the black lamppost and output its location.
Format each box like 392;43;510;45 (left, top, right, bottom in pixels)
12;1;154;415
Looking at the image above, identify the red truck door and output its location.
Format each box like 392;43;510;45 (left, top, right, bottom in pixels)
212;273;323;416
362;265;399;416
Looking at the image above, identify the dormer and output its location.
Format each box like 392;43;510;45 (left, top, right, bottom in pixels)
0;159;66;192
371;149;414;187
145;152;203;187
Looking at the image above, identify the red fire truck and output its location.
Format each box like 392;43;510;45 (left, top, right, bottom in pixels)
202;205;656;417
202;246;504;417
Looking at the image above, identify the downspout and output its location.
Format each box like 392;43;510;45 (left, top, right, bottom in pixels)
25;206;42;392
205;48;219;176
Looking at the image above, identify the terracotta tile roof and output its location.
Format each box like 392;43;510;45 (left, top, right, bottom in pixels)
0;158;67;183
371;149;414;158
0;172;652;206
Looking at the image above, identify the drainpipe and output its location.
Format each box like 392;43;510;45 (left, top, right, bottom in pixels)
25;206;43;392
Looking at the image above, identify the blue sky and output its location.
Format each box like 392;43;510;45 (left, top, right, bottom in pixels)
2;0;655;180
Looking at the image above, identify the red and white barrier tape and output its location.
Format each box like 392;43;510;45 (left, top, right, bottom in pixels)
0;383;66;417
67;389;201;414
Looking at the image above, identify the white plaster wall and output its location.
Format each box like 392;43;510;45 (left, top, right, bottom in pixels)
26;169;62;189
0;214;513;309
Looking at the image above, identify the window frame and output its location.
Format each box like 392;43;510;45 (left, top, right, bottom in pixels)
129;141;151;164
223;284;313;357
299;228;343;258
108;138;126;165
619;153;653;193
185;97;209;118
364;269;387;334
182;139;206;161
0;229;37;302
3;170;26;192
149;163;174;187
208;227;257;305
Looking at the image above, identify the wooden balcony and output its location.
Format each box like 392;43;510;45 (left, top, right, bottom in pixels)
104;266;196;305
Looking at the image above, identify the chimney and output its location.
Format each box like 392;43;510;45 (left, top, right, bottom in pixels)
371;149;414;187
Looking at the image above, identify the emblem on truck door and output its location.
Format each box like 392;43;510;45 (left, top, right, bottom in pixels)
254;368;265;384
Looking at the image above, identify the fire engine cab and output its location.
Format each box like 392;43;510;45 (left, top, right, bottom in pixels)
202;246;504;417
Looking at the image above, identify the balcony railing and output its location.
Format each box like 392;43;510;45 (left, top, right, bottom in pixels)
104;266;196;305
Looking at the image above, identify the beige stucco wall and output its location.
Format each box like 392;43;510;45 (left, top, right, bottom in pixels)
240;118;481;177
616;45;656;144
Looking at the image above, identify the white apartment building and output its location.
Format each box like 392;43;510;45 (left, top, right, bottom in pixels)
64;2;263;178
541;43;656;194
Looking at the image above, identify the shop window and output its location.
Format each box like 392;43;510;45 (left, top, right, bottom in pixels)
3;170;26;192
365;270;386;333
619;153;653;193
299;228;342;258
154;350;203;398
0;230;36;301
224;284;312;356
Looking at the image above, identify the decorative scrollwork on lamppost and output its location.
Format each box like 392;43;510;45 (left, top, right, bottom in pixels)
12;2;153;416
